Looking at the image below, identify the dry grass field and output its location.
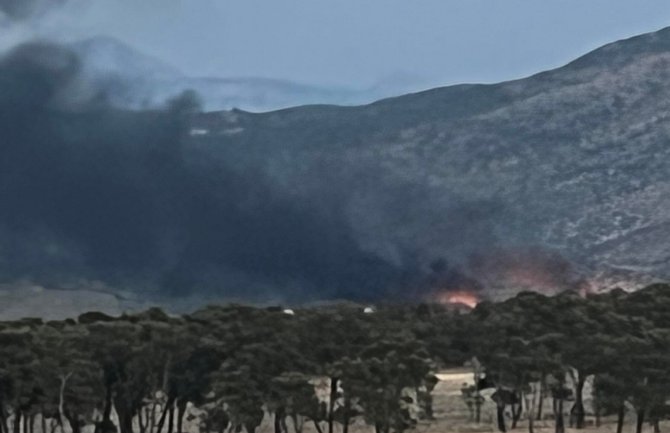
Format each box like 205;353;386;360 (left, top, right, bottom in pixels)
413;370;667;433
250;369;669;433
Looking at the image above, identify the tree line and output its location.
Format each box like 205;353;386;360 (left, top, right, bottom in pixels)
1;284;670;433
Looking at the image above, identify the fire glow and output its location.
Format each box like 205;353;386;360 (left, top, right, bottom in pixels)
437;291;480;309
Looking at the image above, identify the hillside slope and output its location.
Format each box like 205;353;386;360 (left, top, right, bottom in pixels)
190;26;670;297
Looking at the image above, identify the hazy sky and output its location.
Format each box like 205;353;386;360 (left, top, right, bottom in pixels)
6;0;670;90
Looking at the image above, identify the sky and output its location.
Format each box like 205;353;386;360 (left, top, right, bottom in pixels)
2;1;670;89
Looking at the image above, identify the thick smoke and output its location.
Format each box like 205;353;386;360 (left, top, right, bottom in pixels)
0;0;66;20
468;248;586;293
0;42;411;303
423;246;587;303
0;40;591;306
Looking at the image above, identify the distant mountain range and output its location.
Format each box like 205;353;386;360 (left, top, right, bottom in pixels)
68;36;388;112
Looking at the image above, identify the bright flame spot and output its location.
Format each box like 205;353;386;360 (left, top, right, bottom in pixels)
437;291;479;309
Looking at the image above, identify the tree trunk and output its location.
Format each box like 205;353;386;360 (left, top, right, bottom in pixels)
274;408;284;433
41;412;46;433
137;409;146;433
155;397;175;433
0;406;7;433
149;403;157;433
570;375;586;429
512;394;523;429
511;406;519;429
342;396;351;433
118;409;134;433
654;419;661;433
496;402;506;433
103;386;113;425
554;399;565;433
13;412;21;433
176;401;186;433
95;383;116;433
58;373;72;433
65;412;81;433
291;415;301;433
524;387;537;433
616;404;625;433
536;379;544;421
327;378;338;433
312;421;323;433
474;380;482;424
166;402;174;433
636;409;645;433
70;420;81;433
29;414;34;433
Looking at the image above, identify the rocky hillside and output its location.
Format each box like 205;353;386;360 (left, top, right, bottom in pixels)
190;26;670;297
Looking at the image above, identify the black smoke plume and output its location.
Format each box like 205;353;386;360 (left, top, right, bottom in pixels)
0;42;411;304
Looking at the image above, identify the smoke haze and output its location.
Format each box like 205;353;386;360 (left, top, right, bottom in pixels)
0;42;415;304
3;1;650;309
0;0;67;20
